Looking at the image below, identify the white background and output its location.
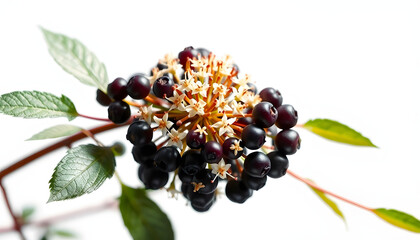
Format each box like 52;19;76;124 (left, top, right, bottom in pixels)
1;0;420;239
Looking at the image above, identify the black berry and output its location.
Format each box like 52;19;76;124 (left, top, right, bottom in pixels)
152;76;174;98
275;129;301;155
180;150;206;175
192;169;218;194
252;102;278;128
267;151;289;178
201;141;223;163
276;104;298;129
241;124;266;150
132;142;157;165
259;87;283;108
186;130;206;149
126;120;153;146
138;165;169;190
107;77;128;101
244;152;271;178
108;101;131;124
154;146;181;172
96;89;112;106
178;46;198;69
225;180;253;204
127;74;151;99
242;172;267;190
222;138;243;160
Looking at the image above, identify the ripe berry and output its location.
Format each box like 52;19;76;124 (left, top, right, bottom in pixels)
127;73;151;99
201;141;223;163
96;89;112;106
241;172;267;190
152;76;174;98
259;87;283;108
275;129;301;155
178;46;198;69
236;117;253;126
107;77;128;100
267;151;289;178
154;146;181;172
241;124;266;150
276;104;298;129
225;180;253;204
190;192;215;212
222;138;243;160
180;150;206;175
186;130;206;149
178;168;194;183
252;102;278;128
107;101;131;124
126;120;153;146
244;152;271;178
192;169;218;194
138;165;169;190
132;142;157;165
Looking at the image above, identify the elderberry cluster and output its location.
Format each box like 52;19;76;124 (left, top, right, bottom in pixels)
96;46;300;212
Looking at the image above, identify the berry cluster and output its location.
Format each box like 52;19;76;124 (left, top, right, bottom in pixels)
97;47;300;212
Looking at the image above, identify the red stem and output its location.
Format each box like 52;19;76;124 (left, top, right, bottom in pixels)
0;182;26;239
287;169;373;212
78;113;111;122
0;121;130;180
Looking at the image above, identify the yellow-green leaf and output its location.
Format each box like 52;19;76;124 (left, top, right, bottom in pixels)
307;180;345;223
373;208;420;233
303;119;377;147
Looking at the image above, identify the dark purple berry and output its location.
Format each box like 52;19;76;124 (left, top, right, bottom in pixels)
192;169;218;194
244;152;271;178
222;138;243;160
252;102;278;128
201;141;223;163
190;192;215;212
138;165;169;190
242;172;267;190
132;142;156;165
180;150;206;175
186;130;206;149
247;82;257;94
96;89;112;106
154;146;181;172
225;180;253;204
259;87;283;108
275;129;301;155
241;124;266;150
127;74;151;99
178;168;194;183
178;46;198;69
107;77;128;101
267;151;289;178
152;76;174;98
126;120;153;146
236;117;253;126
181;182;193;200
276;104;298;129
108;101;131;124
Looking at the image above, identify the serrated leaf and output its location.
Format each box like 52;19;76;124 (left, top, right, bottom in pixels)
0;91;78;120
303;118;377;147
41;27;109;93
27;124;82;140
307;180;345;223
119;184;174;240
373;208;420;233
48;144;115;202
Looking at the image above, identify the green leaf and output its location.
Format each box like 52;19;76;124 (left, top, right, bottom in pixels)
48;144;115;202
119;184;174;240
41;27;109;93
49;229;77;238
27;124;82;140
307;180;345;223
373;208;420;233
21;206;36;222
0;91;78;120
303;118;377;147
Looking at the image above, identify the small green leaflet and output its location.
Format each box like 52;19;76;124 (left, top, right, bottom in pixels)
119;184;174;240
307;179;345;223
21;206;36;222
0;91;78;120
303;119;377;147
373;208;420;233
41;27;109;93
27;124;82;140
48;144;115;202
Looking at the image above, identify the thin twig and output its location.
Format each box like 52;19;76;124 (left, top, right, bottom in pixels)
0;182;26;239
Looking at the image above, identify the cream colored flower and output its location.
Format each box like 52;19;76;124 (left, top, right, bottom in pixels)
153;112;173;135
192;81;209;97
215;95;232;113
230;139;243;156
167;129;187;149
138;105;154;125
211;114;236;136
166;91;186;111
194;125;208;136
185;99;207;117
210;159;236;182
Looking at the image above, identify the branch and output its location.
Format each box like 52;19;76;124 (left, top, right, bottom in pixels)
0;182;26;239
